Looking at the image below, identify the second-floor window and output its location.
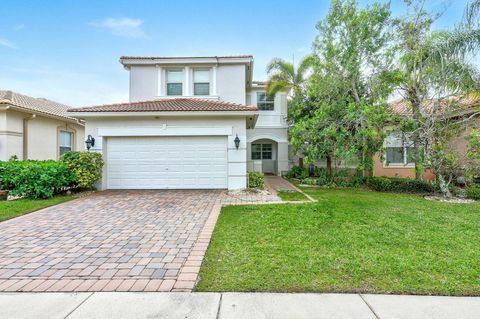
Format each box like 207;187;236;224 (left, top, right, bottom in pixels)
167;69;183;96
257;92;274;111
193;69;210;95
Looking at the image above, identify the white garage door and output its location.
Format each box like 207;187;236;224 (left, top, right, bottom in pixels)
107;136;228;189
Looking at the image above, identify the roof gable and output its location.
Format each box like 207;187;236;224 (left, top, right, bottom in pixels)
0;90;78;121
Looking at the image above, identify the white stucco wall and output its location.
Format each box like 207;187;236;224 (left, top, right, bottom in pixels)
129;66;158;102
128;64;247;105
83;115;248;190
215;64;246;104
246;127;289;175
0;109;84;161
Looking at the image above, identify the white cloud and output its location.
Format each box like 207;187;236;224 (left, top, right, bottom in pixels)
14;24;25;31
0;38;17;49
90;17;146;38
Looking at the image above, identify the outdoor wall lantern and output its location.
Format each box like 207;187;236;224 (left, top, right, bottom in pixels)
85;135;95;151
234;134;240;150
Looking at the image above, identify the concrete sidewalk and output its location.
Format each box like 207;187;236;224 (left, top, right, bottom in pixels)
1;292;479;319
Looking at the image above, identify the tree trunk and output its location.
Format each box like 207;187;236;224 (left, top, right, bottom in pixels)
437;173;452;198
326;156;332;178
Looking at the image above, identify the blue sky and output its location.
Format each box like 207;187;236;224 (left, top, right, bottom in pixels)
0;0;473;107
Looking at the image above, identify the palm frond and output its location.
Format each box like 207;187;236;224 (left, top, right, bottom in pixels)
266;58;295;78
295;54;319;84
266;81;290;97
427;29;480;64
465;0;480;25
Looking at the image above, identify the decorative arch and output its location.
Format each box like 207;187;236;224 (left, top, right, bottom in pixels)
247;134;288;144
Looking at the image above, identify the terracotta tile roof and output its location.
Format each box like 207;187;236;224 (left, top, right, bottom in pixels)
120;55;253;60
389;96;480;116
0;90;78;121
68;98;258;113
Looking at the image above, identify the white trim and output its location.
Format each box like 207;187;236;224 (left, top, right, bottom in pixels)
212;65;217;95
97;126;233;137
247;134;288;143
121;57;252;66
156;65;162;96
383;163;416;169
155;95;220;100
184;66;191;96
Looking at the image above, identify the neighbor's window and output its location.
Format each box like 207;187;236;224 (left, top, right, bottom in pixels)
251;143;272;160
385;133;415;165
193;69;210;95
167;69;183;96
256;92;274;111
59;131;73;156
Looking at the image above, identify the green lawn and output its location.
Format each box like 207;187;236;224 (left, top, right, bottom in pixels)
0;196;74;222
277;190;309;201
195;188;480;295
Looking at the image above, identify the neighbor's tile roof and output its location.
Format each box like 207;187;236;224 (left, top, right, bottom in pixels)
389;96;480;116
68;98;258;113
0;90;77;121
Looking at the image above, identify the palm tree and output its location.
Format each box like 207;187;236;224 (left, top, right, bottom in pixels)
265;55;317;97
395;0;480;196
466;0;480;25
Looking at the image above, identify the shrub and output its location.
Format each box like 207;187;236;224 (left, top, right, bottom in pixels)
367;176;435;194
0;158;75;199
61;151;104;190
466;184;480;200
366;176;392;192
301;177;318;185
248;171;265;189
285;166;309;180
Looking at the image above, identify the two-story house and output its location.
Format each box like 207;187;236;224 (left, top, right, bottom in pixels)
69;55;289;190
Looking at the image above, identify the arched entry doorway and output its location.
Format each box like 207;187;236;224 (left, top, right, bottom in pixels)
248;138;278;175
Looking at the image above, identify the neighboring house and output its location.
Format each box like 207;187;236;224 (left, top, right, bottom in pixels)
69;55;289;190
373;97;480;180
0;90;85;161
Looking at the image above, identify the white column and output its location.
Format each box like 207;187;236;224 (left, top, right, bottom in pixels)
212;65;217;96
184;66;190;96
277;142;289;176
156;65;162;96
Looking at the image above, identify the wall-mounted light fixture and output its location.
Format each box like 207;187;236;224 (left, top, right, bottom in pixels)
85;135;95;151
234;134;240;150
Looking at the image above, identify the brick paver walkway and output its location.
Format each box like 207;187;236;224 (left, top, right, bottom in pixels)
0;189;280;292
264;176;298;192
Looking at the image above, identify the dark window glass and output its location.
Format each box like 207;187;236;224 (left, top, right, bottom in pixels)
262;144;272;159
167;83;183;96
194;83;209;95
256;92;274;111
386;147;404;164
406;147;416;164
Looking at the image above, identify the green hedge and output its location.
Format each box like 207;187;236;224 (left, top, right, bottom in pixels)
285;166;309;180
466;184;480;200
0;159;75;199
367;176;435;194
61;151;104;190
248;171;265;189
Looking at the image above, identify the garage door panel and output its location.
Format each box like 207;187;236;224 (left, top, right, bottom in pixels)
107;136;228;189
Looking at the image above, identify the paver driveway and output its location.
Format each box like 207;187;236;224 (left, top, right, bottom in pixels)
0;190;224;292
